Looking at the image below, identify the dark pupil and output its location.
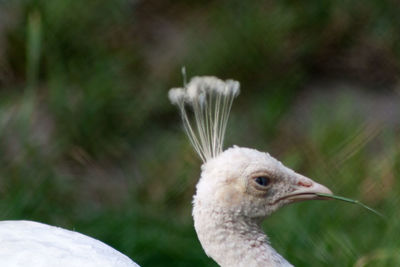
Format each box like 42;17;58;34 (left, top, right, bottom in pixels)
255;176;270;186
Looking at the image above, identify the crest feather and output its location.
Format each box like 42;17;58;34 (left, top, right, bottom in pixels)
169;76;240;162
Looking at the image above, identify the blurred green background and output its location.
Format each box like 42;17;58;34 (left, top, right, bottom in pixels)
0;0;399;266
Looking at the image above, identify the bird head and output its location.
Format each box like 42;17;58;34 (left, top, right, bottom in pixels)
169;77;331;266
169;75;332;218
170;75;333;266
195;146;332;218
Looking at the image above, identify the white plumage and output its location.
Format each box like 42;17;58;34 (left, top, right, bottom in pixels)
0;220;139;267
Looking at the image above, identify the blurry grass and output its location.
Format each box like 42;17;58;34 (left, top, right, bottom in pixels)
0;1;399;267
26;10;41;90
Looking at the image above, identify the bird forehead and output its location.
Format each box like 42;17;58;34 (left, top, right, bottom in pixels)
201;146;282;181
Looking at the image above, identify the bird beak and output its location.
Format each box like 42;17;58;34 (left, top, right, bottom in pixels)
276;176;333;204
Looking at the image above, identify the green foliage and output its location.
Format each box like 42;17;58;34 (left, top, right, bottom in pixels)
0;0;399;266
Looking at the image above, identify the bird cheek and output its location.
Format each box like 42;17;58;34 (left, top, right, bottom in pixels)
215;186;242;207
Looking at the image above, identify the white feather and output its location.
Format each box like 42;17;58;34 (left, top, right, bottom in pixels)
0;220;139;267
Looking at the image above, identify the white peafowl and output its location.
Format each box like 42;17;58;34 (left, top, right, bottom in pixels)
0;75;331;267
168;76;332;267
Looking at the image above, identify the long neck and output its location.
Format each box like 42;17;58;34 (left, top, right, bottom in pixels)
192;202;293;267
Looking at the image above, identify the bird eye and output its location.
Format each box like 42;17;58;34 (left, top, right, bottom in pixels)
255;176;270;187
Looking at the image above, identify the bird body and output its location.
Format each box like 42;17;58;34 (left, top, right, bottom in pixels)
0;220;139;267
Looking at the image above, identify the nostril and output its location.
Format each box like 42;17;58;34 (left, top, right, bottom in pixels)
297;180;312;187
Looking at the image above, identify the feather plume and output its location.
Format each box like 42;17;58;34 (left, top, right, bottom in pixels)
169;76;240;162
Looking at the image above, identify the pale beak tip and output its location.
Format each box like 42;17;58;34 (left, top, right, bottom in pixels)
316;183;333;195
311;181;333;199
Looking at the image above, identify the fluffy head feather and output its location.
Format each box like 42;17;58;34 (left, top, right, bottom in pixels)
169;76;240;162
